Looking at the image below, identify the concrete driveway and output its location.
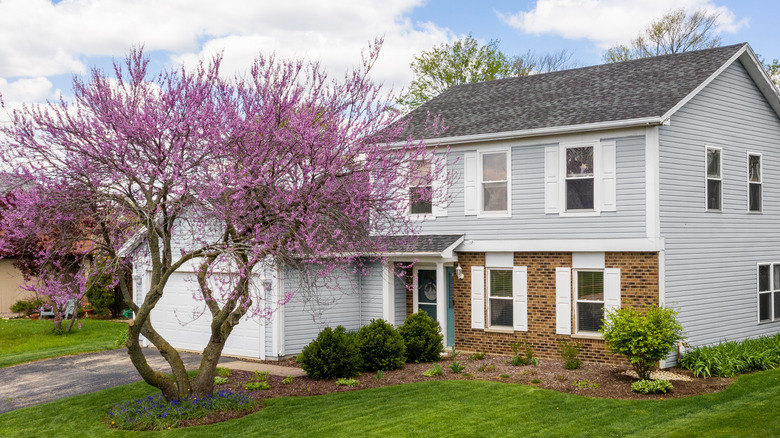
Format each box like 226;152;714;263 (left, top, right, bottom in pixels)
0;348;204;414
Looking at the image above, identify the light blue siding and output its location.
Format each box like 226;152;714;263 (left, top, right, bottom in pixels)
419;137;647;239
659;60;780;350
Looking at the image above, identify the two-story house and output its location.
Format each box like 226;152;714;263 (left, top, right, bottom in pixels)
138;42;780;365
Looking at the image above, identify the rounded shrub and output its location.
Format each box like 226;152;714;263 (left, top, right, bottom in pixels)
297;326;361;379
399;310;443;363
356;319;406;371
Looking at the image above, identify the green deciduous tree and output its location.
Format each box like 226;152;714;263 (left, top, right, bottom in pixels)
603;8;721;63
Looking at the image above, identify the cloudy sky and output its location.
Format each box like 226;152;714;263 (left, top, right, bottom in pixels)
0;0;776;114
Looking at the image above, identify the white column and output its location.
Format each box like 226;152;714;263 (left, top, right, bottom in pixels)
436;261;446;348
382;262;395;326
271;266;285;358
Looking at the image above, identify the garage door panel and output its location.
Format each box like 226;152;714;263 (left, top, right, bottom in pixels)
148;272;264;359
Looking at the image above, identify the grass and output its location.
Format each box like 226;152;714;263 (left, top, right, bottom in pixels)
1;367;779;436
0;318;126;367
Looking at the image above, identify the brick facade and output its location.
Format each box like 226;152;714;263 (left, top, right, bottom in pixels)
453;251;659;364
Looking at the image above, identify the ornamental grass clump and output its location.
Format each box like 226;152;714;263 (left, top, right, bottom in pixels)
399;311;443;363
107;390;255;431
356;319;405;371
600;304;684;381
679;333;780;377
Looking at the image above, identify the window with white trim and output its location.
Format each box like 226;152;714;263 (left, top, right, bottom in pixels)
748;153;762;213
575;270;604;333
758;263;780;323
565;146;595;211
706;146;722;211
480;151;509;213
409;160;432;215
488;268;512;328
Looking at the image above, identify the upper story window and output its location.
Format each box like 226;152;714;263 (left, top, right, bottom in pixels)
565;146;595;211
758;263;780;323
480;151;509;214
409;160;432;215
706;146;722;211
748;153;762;213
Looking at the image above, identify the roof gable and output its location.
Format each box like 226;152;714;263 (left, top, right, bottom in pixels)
400;43;779;143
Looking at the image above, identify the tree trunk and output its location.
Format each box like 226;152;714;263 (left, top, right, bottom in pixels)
191;309;244;397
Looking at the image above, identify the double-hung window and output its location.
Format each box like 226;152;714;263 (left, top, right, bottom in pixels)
409;160;432;215
575;270;604;333
565;146;595;211
481;151;509;214
748;153;762;212
488;268;513;328
758;264;780;323
706;146;722;211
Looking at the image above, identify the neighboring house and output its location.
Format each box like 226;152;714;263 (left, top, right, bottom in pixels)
0;258;30;313
135;43;780;365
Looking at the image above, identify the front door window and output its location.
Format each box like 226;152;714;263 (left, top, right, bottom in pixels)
417;269;437;321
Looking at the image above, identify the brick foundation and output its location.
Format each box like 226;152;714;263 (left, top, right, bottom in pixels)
453;251;659;364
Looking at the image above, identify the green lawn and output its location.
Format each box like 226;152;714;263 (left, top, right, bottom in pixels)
1;367;778;437
0;318;126;367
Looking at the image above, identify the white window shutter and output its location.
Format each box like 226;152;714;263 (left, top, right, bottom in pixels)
432;155;447;217
555;267;572;335
471;266;485;329
600;141;617;212
604;268;621;313
513;266;528;332
544;145;560;213
463;151;477;216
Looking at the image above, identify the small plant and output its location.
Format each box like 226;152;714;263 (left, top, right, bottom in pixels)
572;379;600;389
356;319;406;371
511;355;529;367
510;338;535;367
449;349;466;374
500;374;510;379
469;351;487;361
477;364;495;372
461;373;474;377
555;375;566;382
601;304;685;381
11;297;45;316
399;311;443;363
244;381;270;391
213;376;229;385
559;339;583;370
631;379;673;394
113;327;129;348
252;371;269;382
216;367;232;377
375;370;384;380
531;379;542;384
335;378;360;387
531;357;539;367
282;375;293;385
297;325;361;379
422;363;444;377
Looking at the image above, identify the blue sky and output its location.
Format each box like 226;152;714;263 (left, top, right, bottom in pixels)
0;0;777;115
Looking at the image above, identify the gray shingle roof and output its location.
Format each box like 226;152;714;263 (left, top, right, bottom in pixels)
400;44;746;140
381;234;463;254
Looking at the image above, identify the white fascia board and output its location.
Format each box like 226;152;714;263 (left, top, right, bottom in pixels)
390;117;664;148
456;238;664;253
117;226;148;257
738;47;780;119
441;235;465;258
660;45;749;122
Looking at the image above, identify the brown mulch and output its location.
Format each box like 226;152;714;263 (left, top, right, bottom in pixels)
185;353;733;427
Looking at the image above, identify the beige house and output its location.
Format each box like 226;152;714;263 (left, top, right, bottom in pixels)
0;259;31;313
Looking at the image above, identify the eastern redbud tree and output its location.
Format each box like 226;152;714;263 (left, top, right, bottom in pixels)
0;39;448;400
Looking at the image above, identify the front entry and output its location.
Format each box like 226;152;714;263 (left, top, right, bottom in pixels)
416;268;437;321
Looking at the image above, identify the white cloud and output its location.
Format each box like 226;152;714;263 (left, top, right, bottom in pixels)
497;0;748;48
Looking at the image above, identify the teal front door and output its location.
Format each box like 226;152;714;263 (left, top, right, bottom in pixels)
446;266;455;347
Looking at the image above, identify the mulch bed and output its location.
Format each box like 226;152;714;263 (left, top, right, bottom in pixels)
190;353;733;426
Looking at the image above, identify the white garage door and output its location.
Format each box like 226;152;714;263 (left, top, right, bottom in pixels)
148;271;265;359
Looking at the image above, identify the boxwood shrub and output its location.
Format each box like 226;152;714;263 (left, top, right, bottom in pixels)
356;319;405;371
297;326;361;379
399;310;443;363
